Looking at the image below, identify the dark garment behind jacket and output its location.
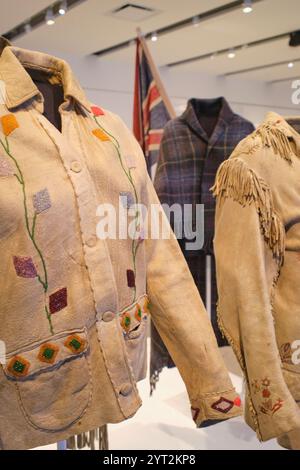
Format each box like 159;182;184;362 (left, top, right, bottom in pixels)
150;97;255;391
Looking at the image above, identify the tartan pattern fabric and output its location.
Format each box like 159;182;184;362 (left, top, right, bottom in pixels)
154;98;255;253
150;98;255;390
133;38;172;178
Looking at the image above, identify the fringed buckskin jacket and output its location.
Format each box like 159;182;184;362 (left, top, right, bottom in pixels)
0;46;242;449
212;112;300;449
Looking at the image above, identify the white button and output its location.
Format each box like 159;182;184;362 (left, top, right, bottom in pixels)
70;161;82;173
86;236;97;248
102;312;115;322
119;383;133;397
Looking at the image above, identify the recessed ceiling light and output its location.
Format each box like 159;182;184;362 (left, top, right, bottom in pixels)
151;31;158;42
243;0;253;14
46;9;55;25
192;16;200;27
59;1;67;15
288;62;294;68
24;23;32;33
210;52;217;60
228;49;236;59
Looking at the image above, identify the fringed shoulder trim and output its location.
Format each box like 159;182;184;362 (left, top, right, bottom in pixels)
254;123;294;163
212;158;285;265
231;122;295;164
231;122;295;163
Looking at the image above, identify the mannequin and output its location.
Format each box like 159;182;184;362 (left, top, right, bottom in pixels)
26;68;64;131
190;97;223;138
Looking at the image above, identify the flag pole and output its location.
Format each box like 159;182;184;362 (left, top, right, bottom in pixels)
136;28;176;119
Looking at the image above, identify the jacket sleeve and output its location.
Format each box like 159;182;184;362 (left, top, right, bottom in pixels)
117;117;242;427
212;157;300;441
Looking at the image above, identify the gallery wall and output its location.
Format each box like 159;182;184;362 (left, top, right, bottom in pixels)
61;53;300;128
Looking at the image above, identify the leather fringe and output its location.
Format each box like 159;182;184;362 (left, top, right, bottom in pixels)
255;124;294;163
66;425;108;450
211;158;285;265
98;424;109;450
150;369;163;396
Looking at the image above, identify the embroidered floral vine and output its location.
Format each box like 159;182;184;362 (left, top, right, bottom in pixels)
91;106;142;303
0;114;54;334
251;377;283;416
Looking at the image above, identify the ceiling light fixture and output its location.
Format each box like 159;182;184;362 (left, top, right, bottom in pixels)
242;0;253;14
45;9;55;25
24;23;32;34
288;62;294;68
227;49;236;59
289;31;300;47
192;16;200;27
151;31;158;42
59;1;67;15
210;52;217;60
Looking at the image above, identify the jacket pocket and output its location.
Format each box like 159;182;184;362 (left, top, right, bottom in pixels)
4;327;91;432
119;295;149;382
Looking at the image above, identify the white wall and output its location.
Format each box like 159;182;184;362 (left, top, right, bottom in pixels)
63;54;300;128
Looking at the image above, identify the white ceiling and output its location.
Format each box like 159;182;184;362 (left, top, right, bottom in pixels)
12;0;230;55
0;0;51;32
1;0;300;82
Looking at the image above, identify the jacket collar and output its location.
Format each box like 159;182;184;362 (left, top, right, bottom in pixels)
0;46;91;112
181;97;235;146
264;111;300;156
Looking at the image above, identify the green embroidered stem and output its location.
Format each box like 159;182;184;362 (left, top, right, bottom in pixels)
128;168;139;207
45;305;54;335
93;116;120;149
94;118;142;302
114;144;139;302
0;136;53;333
31;212;37;238
14;173;22;184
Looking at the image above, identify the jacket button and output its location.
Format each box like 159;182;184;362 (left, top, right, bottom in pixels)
119;383;133;397
102;312;115;322
86;236;97;248
71;161;82;173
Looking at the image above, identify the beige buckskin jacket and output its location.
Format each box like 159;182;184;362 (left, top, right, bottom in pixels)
0;46;241;450
212;112;300;449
